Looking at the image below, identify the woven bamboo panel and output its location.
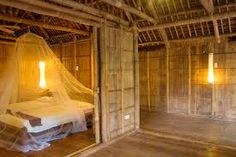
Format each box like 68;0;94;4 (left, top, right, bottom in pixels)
0;43;14;75
101;26;135;140
139;50;167;111
139;41;236;119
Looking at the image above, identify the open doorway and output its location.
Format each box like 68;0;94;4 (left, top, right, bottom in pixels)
0;10;100;157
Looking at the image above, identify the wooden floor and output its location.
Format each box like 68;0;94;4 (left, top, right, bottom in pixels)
89;132;236;157
141;110;236;147
0;128;95;157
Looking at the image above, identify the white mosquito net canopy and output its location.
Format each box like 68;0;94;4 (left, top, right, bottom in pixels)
0;33;93;152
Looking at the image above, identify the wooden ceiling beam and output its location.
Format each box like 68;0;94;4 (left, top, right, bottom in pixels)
49;0;129;26
0;25;21;30
0;14;89;35
99;0;155;23
0;25;15;34
0;35;17;40
199;0;214;14
17;0;103;23
139;11;236;33
0;0;100;27
139;31;236;47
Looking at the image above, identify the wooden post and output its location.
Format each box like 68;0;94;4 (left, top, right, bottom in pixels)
92;27;100;144
133;26;140;129
147;52;151;111
166;47;170;113
60;41;63;63
188;46;191;114
73;36;77;78
120;26;125;134
211;44;216;117
91;29;95;90
100;24;109;142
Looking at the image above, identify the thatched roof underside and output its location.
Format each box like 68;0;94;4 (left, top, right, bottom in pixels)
0;0;235;46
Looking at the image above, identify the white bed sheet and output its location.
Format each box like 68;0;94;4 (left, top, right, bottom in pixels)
0;97;94;133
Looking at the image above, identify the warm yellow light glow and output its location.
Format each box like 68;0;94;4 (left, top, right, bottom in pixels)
208;53;214;84
39;61;46;88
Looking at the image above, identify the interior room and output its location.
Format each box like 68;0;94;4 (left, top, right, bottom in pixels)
0;0;236;157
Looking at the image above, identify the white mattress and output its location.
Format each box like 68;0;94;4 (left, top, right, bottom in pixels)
0;97;94;133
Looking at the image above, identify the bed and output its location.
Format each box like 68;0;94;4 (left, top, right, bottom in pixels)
0;96;94;152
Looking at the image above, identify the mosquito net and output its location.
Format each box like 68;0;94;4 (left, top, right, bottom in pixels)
0;33;93;152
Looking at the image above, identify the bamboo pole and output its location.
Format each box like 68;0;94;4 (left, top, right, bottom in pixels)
166;47;170;113
91;32;94;91
100;24;109;142
138;31;236;47
92;27;100;144
133;26;140;129
0;14;89;35
0;0;100;27
73;36;77;78
120;26;125;134
140;11;236;32
0;40;15;45
0;25;14;34
0;35;16;41
188;46;191;114
17;0;103;23
147;52;151;111
99;0;155;23
49;0;129;26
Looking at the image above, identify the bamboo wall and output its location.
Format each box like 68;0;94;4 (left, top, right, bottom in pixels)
100;26;138;141
0;43;14;74
139;40;236;120
139;50;166;111
51;39;92;89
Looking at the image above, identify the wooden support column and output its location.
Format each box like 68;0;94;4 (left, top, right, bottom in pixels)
212;19;221;43
60;41;63;63
133;26;140;129
92;27;100;144
166;47;170;113
199;0;221;43
147;52;151;111
188;46;191;114
90;30;94;90
100;24;109;142
73;36;77;78
120;26;125;134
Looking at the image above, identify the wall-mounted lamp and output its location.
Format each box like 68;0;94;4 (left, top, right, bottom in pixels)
39;61;47;89
208;53;214;84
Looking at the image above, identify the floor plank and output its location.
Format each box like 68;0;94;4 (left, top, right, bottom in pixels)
88;132;236;157
0;128;95;157
141;110;236;147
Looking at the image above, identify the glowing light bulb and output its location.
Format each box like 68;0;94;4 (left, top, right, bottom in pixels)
39;61;46;88
208;53;214;84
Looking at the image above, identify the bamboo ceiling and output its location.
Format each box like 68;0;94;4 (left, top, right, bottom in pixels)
0;0;235;46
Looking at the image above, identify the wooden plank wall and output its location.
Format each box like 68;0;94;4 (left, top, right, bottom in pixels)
51;39;92;89
100;26;137;141
139;50;166;111
139;40;236;120
0;43;14;74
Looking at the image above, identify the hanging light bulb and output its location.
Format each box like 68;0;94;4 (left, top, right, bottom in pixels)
208;53;214;84
39;61;47;88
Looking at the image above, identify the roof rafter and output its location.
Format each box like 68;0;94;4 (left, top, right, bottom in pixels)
139;11;236;33
0;14;89;35
0;0;100;27
99;0;155;22
49;0;129;26
199;0;220;43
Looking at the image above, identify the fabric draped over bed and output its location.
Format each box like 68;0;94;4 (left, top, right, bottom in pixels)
0;33;94;152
